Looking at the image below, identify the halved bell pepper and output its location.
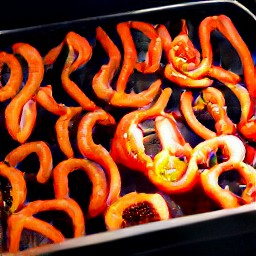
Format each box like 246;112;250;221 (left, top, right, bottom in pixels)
104;192;170;230
110;87;172;174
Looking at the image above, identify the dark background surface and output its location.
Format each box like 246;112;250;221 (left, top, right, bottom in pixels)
1;1;256;255
0;0;255;30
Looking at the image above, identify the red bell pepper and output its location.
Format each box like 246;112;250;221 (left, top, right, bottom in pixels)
104;192;170;230
110;87;172;174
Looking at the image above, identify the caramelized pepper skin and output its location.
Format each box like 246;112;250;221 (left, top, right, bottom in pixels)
104;192;170;230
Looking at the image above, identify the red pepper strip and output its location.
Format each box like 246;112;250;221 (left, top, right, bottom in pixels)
43;31;98;111
244;143;256;166
207;103;237;136
110;79;162;108
5;43;44;144
115;22;137;93
94;22;161;108
183;15;255;97
192;86;236;135
156;24;172;63
92;26;121;102
0;162;27;213
4;141;53;184
200;161;256;209
8;215;64;253
169;24;201;72
224;82;256;142
0;51;23;102
129;21;162;73
191;135;246;170
34;85;67;115
155;115;192;159
193;86;226;111
180;89;236;139
53;158;108;218
207;66;241;84
7;198;85;253
156;24;213;88
170;134;246;196
93;26;162;108
77;109;121;205
110;88;172;174
147;115;194;194
104;192;170;230
180;90;216;139
55;106;83;159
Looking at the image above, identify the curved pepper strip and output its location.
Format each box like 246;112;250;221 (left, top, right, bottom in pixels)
53;158;108;218
180;88;236;140
156;23;213;88
147;115;194;194
44;31;98;111
200;161;256;209
34;85;67;115
92;26;121;102
169;19;201;72
224;82;256;142
7;198;85;253
55;106;83;159
104;192;170;230
182;15;255;99
0;51;23;102
169;19;240;84
113;22;162;107
0;162;27;213
190;134;246;171
5;43;44;143
129;21;162;74
160;134;246;195
110;87;172;174
77;109;121;205
4;141;53;184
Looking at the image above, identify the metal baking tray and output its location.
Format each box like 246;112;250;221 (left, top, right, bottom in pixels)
1;0;256;255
